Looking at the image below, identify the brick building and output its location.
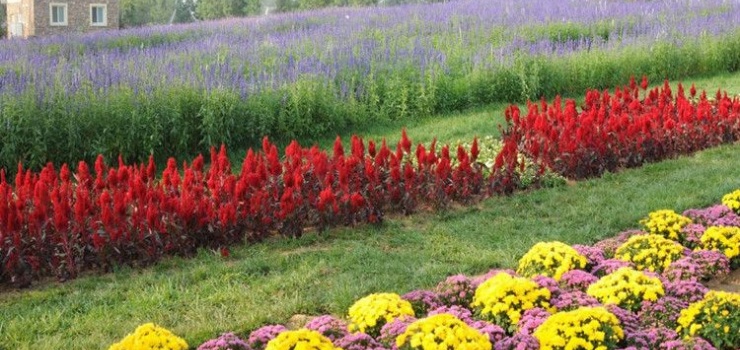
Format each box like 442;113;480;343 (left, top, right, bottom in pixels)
2;0;119;38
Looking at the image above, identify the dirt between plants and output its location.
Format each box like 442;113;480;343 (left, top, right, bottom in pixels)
705;267;740;293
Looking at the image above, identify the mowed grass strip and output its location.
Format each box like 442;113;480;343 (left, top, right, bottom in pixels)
1;141;739;349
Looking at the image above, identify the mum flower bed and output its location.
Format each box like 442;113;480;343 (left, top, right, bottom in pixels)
114;190;740;350
2;78;739;287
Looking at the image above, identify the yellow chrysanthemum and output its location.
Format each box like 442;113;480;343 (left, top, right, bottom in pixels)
109;323;188;350
533;307;624;350
676;291;740;350
614;234;685;272
700;226;740;260
265;329;339;350
471;272;552;332
517;241;588;281
586;267;664;312
348;293;415;337
396;314;491;350
639;209;692;241
721;189;740;214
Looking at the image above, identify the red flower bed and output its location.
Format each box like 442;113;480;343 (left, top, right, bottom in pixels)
3;78;739;288
499;77;740;179
0;132;503;287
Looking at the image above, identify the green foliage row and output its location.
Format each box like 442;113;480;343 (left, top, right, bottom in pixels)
2;32;740;172
116;0;448;27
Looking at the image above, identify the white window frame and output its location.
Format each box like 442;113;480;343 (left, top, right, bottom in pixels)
49;3;68;26
90;4;108;27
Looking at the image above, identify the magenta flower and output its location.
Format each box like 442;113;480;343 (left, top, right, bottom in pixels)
594;230;644;257
551;290;600;311
664;258;703;282
469;320;506;345
304;315;349;341
605;305;640;338
334;332;387;350
494;332;540;350
624;327;679;349
378;315;416;349
435;274;475;307
572;244;606;266
638;296;688;329
531;275;561;296
688;250;731;280
591;258;635;277
197;332;250;350
401;290;442;316
559;270;598;292
517;308;551;335
664;280;708;303
683;205;740;227
680;224;706;249
660;337;717;350
427;305;474;323
247;325;287;350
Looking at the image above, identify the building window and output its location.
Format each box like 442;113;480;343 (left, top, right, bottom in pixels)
50;3;68;26
90;4;107;26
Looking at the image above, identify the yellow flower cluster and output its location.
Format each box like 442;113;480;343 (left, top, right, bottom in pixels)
348;293;415;336
108;323;188;350
395;314;492;350
586;267;664;312
532;307;624;350
700;226;740;260
471;272;552;332
614;234;685;272
721;189;740;214
516;241;588;281
639;209;692;241
265;329;339;350
676;291;740;350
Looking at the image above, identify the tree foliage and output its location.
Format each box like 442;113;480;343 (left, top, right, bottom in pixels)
116;0;451;27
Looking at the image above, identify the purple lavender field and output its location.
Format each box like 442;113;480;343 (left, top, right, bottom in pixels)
0;0;739;170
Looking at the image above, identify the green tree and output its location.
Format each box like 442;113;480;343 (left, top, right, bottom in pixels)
196;0;262;20
0;5;6;39
174;0;197;23
120;0;176;27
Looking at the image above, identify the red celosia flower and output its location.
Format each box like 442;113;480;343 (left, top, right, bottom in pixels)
471;137;480;162
350;193;365;210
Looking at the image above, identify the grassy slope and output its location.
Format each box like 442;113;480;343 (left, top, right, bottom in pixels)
2;72;740;349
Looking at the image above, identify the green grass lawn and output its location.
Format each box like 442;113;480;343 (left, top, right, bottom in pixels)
2;72;740;349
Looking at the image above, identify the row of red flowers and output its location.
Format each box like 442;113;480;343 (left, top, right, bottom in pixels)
499;77;740;179
1;130;513;287
2;77;739;287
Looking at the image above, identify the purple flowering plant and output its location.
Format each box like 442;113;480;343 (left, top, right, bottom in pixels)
304;315;349;341
197;333;250;350
247;325;287;350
